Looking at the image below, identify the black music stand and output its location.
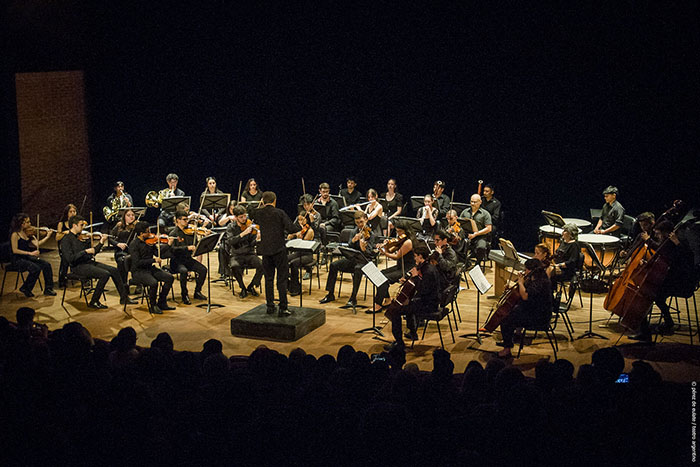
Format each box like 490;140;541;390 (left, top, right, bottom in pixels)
542;210;566;228
460;265;492;345
330;194;345;207
355;261;388;337
161;196;191;213
577;242;608;340
200;193;230;215
337;246;370;314
286;238;321;308
457;217;478;235
410;196;436;215
390;216;422;233
192;232;225;313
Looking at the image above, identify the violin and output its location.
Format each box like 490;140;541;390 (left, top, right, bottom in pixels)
79;231;107;242
183;224;211;236
23;225;57;238
362;225;372;240
145;233;170;245
381;233;407;253
243;219;259;235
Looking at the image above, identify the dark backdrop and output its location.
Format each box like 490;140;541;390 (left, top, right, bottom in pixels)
3;1;699;247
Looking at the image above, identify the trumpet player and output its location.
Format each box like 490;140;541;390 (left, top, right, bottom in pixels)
157;173;185;228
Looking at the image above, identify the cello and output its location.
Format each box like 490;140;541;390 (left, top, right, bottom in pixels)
610;212;693;331
483;279;523;333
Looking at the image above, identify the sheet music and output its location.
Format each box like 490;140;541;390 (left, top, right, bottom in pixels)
286;239;319;252
361;261;389;288
468;265;492;295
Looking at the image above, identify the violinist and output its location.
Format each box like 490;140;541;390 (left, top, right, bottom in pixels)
339;176;361;207
371;221;415;313
496;259;552;358
630;220;696;341
416;194;439;240
299;194;321;231
316;182;341;251
433;230;458;290
593;186;625;236
56;203;77;288
550;224;581;286
128;222;175;314
442;209;467;262
252;191;300;317
200;176;224;224
168;211;208;305
223;205;263;299
9;213;56;297
319;211;376;308
158;173;186;228
218;200;238;227
384;245;441;351
62;215;135;308
288;211;316;296
110;208;138;287
432;180;450;218
381;178;403;236
459;194;493;263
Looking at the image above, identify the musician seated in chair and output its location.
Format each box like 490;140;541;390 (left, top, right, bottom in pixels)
496;258;552;358
223;205;263;299
551;224;581;287
630;220;696;341
168;210;208;305
384;245;441;351
129;222;175;314
459;194;493;264
370;221;415;313
593;186;624;236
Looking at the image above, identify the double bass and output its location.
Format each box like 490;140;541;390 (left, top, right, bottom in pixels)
609;208;693;331
603;200;684;318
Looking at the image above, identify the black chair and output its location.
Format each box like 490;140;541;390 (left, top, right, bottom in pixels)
61;270;100;311
1;242;26;296
441;283;461;331
419;305;456;348
552;280;577;341
515;302;559;359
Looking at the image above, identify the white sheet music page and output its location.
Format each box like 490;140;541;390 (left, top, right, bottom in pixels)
361;262;389;287
468;265;492;295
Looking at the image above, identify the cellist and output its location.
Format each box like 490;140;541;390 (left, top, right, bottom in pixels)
383;245;440;351
629;220;696;341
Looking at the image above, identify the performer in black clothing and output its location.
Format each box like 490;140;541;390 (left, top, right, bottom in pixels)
442;209;468;263
129;222;175;314
416;194;439;240
61;215;135;308
168;211;207;304
551;224;581;286
200;176;224;224
106;181;134;208
384;245;441;350
631;220;697;341
316;182;341;253
158;173;186;228
594;186;625;236
460;194;493;263
56;203;78;288
339;176;361;207
481;183;502;246
432;180;450;218
497;259;553;358
223;205;263;299
110;208;139;287
381;178;403;236
253;191;299;316
9;213;56;297
240;178;263;215
433;230;458;290
620;212;655;259
372;222;415;313
288;210;316;296
319;211;376;308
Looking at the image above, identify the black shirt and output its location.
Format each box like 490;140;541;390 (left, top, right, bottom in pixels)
520;275;553;324
340;188;361;206
481;197;502;228
253;205;298;255
600;200;625;232
434;194;450;217
168;226;195;260
62;232;103;267
346;226;378;261
225;221;257;256
414;261;440;309
436;245;458;287
316;198;341;230
129;237;158;272
381;192;404;217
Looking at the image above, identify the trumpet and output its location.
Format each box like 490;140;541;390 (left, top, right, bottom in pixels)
145;188;172;208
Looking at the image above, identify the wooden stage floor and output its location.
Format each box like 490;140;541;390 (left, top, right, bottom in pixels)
2;247;699;383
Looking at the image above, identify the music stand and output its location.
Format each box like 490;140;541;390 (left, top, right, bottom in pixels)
460;265;492;345
161;196;191;213
286;238;321;307
337;246;370;313
410;196;436;214
542;210;566;228
192;232;225;313
449;202;469;215
330;194;345;207
457;217;478;235
200;193;230;214
577;242;608;340
390;216;422;233
355;261;388;336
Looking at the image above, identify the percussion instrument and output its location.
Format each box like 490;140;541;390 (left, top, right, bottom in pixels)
578;233;620;269
562;218;592;231
538;225;563;252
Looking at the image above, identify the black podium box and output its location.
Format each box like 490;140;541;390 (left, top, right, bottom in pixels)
230;304;326;341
